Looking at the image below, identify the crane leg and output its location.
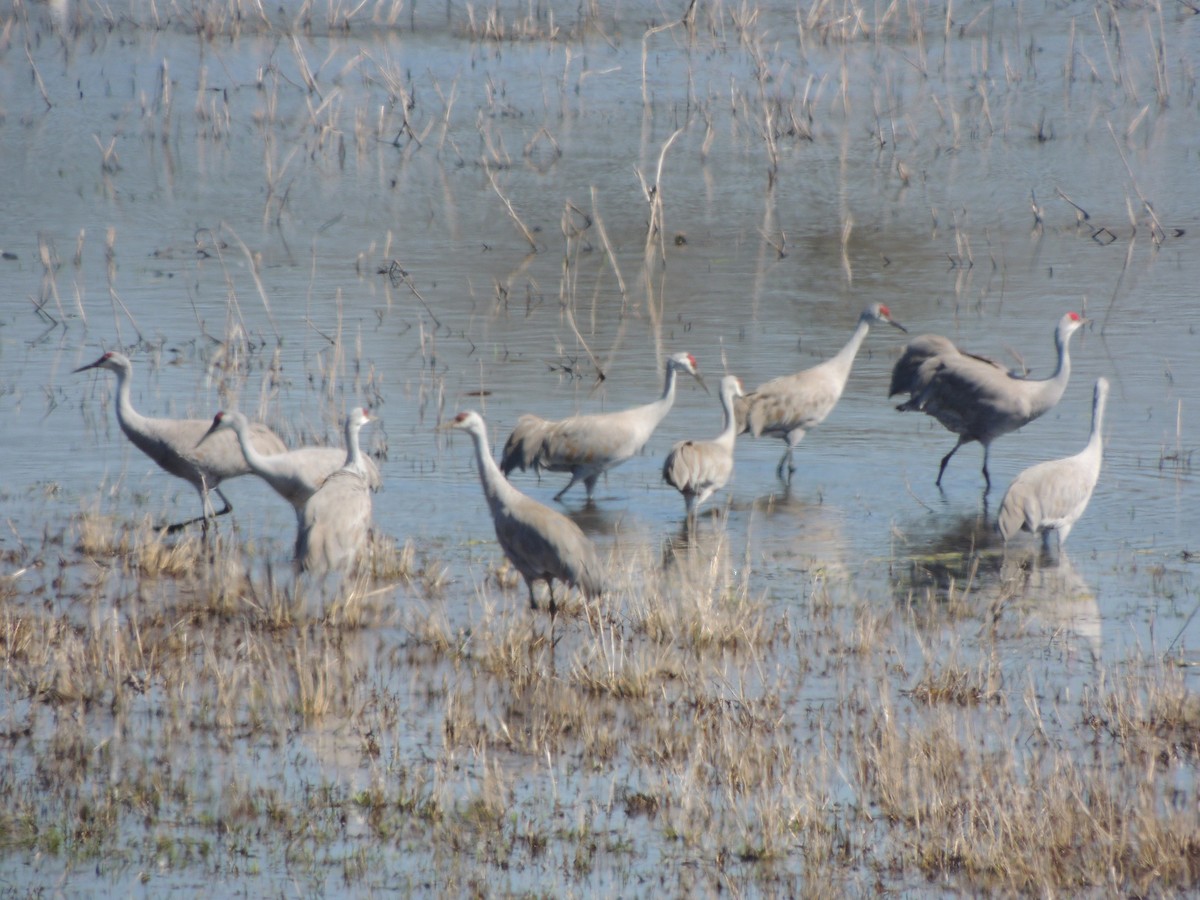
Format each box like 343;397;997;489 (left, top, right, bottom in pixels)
526;580;539;611
583;474;600;501
935;438;967;486
546;582;557;617
553;471;583;502
980;445;992;493
776;446;794;480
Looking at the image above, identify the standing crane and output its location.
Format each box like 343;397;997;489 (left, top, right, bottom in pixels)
296;407;376;574
501;352;705;502
889;311;1087;491
198;409;382;516
663;374;744;522
444;411;605;614
75;350;286;530
736;304;907;479
997;377;1108;551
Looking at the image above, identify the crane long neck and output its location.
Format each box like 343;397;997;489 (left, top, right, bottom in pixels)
715;387;740;447
112;365;149;438
635;362;680;432
1087;387;1107;454
468;424;521;512
343;419;364;473
230;417;277;474
827;317;872;381
1030;325;1075;413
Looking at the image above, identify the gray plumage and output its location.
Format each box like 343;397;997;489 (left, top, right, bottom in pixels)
501;352;705;501
198;409;382;516
890;311;1087;491
998;377;1108;551
448;411;605;614
296;407;375;574
735;303;907;478
663;375;744;520
75;350;287;525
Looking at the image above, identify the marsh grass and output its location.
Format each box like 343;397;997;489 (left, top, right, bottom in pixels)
10;475;1200;894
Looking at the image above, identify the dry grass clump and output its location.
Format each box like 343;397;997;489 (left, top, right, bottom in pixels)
1086;661;1200;763
857;680;1200;894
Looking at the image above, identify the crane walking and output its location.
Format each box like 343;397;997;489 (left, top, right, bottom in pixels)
997;377;1108;551
736;304;906;479
198;409;382;517
663;375;744;522
75;350;286;530
889;311;1087;491
501;352;705;502
296;407;376;574
445;411;605;615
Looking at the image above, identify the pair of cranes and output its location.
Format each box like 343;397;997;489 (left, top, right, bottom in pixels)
77;304;1104;609
75;351;378;574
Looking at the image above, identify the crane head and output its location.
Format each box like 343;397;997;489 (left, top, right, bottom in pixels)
668;351;708;393
869;304;907;332
74;350;132;374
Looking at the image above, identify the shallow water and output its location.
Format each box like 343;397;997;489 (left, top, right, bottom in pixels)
2;0;1199;893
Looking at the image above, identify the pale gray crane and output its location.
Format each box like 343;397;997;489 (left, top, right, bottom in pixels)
735;304;907;479
501;351;706;502
296;407;375;574
445;410;605;614
997;377;1108;551
198;409;382;516
889;311;1087;491
75;350;287;530
663;374;744;521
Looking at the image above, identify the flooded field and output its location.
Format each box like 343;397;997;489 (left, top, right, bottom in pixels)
1;0;1199;893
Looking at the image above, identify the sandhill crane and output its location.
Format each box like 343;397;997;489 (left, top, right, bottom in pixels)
890;311;1087;491
75;350;286;530
445;411;605;614
501;352;705;502
997;377;1108;551
198;409;382;516
663;374;744;521
736;304;906;479
296;407;375;574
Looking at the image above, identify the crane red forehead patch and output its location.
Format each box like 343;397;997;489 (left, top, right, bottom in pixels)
1068;311;1080;321
879;305;891;317
454;412;470;423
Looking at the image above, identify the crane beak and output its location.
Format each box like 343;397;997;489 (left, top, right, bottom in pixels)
195;416;222;449
885;316;908;333
73;357;103;374
692;371;709;394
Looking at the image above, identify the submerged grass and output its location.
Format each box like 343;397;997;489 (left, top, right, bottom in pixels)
3;499;1198;894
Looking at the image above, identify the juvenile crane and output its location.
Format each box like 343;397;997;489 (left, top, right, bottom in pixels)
997;377;1108;551
501;351;705;502
296;407;376;574
889;311;1087;491
198;409;382;517
75;350;286;529
446;411;604;614
663;375;744;522
736;304;906;479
